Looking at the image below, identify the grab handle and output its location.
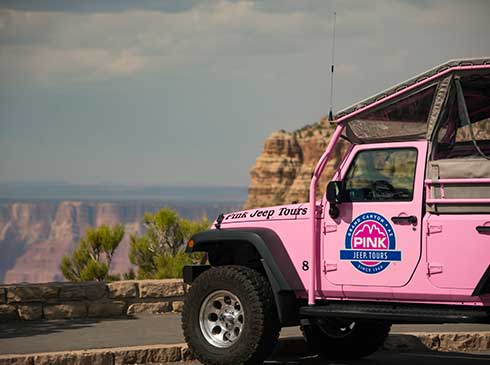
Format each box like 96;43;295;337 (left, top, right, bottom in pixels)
391;216;417;225
476;226;490;234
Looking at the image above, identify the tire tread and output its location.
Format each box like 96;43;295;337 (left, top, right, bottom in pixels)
182;265;280;365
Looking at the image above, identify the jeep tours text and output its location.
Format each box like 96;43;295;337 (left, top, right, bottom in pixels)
181;58;490;364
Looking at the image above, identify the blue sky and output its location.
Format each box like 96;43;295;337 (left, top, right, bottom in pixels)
0;0;489;186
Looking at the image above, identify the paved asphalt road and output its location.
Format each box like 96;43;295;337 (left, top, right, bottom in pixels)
2;313;490;358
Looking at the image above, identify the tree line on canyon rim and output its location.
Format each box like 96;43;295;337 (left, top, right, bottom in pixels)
60;208;208;282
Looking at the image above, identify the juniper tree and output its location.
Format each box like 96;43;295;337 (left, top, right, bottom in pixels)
60;224;125;282
129;208;208;279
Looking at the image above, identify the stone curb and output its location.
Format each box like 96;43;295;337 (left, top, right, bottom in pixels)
0;343;192;365
384;331;490;353
1;332;489;364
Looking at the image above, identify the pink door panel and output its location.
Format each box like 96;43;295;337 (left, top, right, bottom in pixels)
323;141;427;288
427;214;490;289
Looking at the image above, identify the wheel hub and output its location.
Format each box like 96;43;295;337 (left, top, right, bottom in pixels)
199;290;244;348
221;311;236;328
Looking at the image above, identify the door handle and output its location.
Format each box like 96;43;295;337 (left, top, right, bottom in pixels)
391;215;417;225
476;226;490;234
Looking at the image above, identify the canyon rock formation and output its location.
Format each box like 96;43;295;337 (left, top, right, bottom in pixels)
245;117;348;209
0;201;238;284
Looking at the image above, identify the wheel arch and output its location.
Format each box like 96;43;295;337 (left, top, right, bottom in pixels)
185;228;300;326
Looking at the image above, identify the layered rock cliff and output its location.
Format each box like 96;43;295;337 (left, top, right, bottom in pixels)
246;115;490;209
245;117;348;209
0;200;239;284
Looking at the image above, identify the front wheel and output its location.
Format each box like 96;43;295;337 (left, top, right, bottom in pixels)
182;265;280;365
301;318;391;359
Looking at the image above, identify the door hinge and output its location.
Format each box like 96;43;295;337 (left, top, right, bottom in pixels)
428;262;443;275
315;205;323;218
324;261;337;273
323;224;337;234
428;225;443;235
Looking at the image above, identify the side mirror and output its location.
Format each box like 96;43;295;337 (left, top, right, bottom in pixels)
327;181;342;219
326;181;342;203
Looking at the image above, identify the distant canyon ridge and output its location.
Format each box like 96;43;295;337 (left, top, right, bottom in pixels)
0;200;241;284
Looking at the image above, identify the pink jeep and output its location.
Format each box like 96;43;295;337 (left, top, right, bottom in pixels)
182;58;490;364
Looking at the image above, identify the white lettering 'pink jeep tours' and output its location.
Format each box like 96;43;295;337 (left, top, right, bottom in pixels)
182;58;490;364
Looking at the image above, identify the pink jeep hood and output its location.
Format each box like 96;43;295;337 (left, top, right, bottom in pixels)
215;203;310;227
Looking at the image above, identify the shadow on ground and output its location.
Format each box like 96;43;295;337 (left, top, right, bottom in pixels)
0;316;136;339
0;314;184;355
265;351;490;365
267;337;490;365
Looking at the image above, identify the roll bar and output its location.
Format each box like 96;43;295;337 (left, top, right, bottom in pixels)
308;123;345;305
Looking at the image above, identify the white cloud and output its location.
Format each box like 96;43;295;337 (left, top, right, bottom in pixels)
0;0;488;85
0;1;311;84
0;45;146;82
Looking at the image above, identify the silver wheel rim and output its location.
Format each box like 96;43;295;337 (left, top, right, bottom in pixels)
199;290;244;348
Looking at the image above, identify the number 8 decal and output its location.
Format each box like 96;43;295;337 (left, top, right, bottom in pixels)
302;261;309;271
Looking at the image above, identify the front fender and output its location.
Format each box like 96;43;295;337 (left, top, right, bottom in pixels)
186;228;300;326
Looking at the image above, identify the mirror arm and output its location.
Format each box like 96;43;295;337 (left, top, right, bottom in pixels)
329;203;340;219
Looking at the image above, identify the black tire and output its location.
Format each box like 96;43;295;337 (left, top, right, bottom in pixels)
182;265;280;365
301;318;391;359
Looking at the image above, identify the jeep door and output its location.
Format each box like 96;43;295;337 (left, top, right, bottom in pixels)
322;141;428;288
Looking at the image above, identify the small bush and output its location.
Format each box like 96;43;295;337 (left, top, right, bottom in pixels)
60;224;124;282
129;208;208;279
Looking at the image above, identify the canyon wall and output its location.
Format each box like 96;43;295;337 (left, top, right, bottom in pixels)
0;200;239;284
245;117;348;209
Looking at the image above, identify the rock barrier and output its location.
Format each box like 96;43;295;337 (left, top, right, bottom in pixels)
2;333;490;365
0;280;186;321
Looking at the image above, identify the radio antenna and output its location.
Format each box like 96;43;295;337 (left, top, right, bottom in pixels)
328;11;336;121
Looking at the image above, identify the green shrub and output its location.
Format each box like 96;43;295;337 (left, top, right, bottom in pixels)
60;224;124;282
129;208;208;279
